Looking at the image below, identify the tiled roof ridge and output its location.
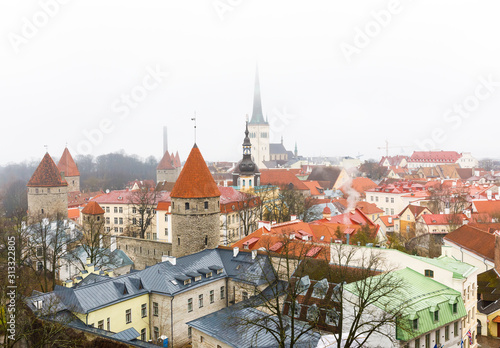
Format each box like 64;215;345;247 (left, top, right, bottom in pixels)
57;147;80;177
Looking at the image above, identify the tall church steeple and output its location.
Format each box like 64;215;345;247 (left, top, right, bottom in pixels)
250;66;267;125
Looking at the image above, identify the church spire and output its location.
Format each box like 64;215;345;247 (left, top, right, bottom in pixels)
249;65;266;124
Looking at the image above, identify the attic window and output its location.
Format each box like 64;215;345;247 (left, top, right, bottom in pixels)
433;310;439;322
412;318;419;330
123;285;128;295
184;279;191;285
424;269;434;278
217;268;223;274
33;300;43;310
171;280;178;285
206;272;212;278
452;302;457;314
195;276;202;282
236;265;241;270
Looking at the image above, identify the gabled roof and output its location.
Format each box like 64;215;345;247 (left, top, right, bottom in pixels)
444;225;495;261
81;201;105;215
398;204;430;219
307;166;341;188
157;151;174;170
57;148;80;177
171;145;220;198
260;169;309;190
409;151;462;163
28;153;68;187
420;214;467;226
269;143;287;154
473;200;500;215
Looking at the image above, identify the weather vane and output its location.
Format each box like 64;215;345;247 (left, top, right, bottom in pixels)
191;112;197;144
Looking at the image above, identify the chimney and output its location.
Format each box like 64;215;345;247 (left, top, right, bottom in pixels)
233;247;239;258
169;257;176;265
388;217;393;224
290;215;297;221
258;221;271;231
251;250;257;260
161;255;169;263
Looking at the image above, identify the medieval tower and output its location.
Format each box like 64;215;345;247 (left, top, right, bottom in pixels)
156;150;181;184
57;147;80;192
232;122;261;192
27;152;69;218
247;67;270;169
170;144;220;258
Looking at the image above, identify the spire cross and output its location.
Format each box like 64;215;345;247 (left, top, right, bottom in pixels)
191;112;197;144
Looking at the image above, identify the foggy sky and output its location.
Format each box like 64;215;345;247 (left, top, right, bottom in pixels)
2;0;500;165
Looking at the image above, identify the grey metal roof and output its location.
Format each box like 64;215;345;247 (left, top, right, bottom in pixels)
112;327;140;341
187;306;321;347
28;248;274;314
73;273;109;288
269;143;287;155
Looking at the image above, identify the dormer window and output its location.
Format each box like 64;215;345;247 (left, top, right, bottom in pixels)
453;302;457;314
424;269;434;278
434;310;439;322
184;279;191;285
206;272;212;278
217;268;223;274
195;276;201;282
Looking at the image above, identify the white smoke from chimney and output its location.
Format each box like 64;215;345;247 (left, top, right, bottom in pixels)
341;168;360;224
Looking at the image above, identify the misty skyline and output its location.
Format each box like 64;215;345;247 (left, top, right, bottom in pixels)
2;1;500;165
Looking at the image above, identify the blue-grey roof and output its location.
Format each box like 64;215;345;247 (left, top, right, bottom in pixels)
63;245;134;270
28;248;274;314
270;143;287;155
187;306;321;347
112;327;140;341
73;273;109;288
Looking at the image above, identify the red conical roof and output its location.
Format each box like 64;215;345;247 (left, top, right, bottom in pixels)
171;145;220;198
81;201;105;215
157;151;174;170
28;153;68;187
173;151;181;168
57;147;80;177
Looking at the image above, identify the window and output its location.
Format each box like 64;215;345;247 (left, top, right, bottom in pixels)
106;206;110;213
391;197;394;203
140;328;146;341
37;261;43;271
433;310;439;322
412;318;419;330
325;309;339;326
386;197;389;203
435;329;440;345
98;320;104;330
188;327;192;338
141;303;147;317
200;336;204;343
165;228;168;236
220;286;225;299
424;270;434;278
114;217;118;224
445;325;449;341
185;202;190;210
199;294;204;308
132;207;137;214
454;321;458;337
119;217;123;224
125;309;131;324
414;338;420;347
204;201;208;209
153;302;158;316
114;207;118;213
293;301;301;318
452;302;457;314
188;298;193;312
106;217;110;224
242;291;248;301
425;333;430;348
132;217;137;225
210;290;214;303
154;326;159;341
36;246;43;257
178;237;180;246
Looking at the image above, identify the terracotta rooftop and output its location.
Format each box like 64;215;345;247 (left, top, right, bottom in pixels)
444;224;495;261
409;151;461;163
170;145;220;199
260;169;309;190
57;147;80;177
157;151;174;170
27;153;68;188
81;201;105;215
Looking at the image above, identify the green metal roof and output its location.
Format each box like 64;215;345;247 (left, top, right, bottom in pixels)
412;255;476;279
345;268;466;341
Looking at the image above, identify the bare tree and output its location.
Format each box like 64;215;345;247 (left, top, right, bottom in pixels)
25;213;79;292
235;194;261;237
127;184;158;239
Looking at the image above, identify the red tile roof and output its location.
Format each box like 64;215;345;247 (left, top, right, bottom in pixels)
57;148;80;177
157;151;174;170
156;201;171;211
444;224;495;261
355;201;384;215
421;214;467;225
171;145;220;199
67;208;80;220
93;190;171;205
28;153;68;187
302;180;323;196
473;200;500;215
81;201;105;215
173;151;181;168
350;177;378;194
260;169;309;190
409;151;462;163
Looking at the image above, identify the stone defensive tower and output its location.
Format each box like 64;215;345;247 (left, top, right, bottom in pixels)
27;152;68;218
156;150;181;184
57;147;80;192
170;144;220;258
